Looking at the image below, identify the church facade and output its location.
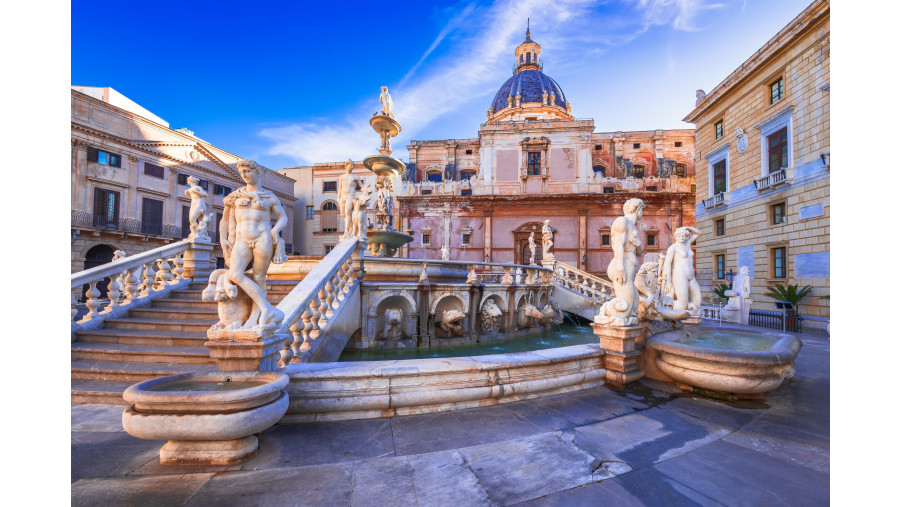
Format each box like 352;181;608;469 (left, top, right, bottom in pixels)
396;29;696;277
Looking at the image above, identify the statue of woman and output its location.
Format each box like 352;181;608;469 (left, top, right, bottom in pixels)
338;159;365;239
663;226;702;311
184;176;208;239
528;232;537;265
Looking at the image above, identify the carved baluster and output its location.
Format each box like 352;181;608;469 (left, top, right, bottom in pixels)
524;268;535;285
591;282;598;299
122;266;140;304
299;307;314;353
278;334;294;368
466;265;478;284
171;253;184;283
317;287;330;326
80;281;102;322
156;258;172;289
101;274;121;314
501;266;513;285
581;280;590;295
323;278;336;316
140;262;156;298
331;271;343;307
71;290;79;322
308;298;321;342
342;258;354;294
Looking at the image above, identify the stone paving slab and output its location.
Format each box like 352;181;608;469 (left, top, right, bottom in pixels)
71;430;161;480
185;463;353;506
71;403;126;432
459;431;599;505
407;449;493;507
350;456;419;506
71;473;214;507
391;410;481;456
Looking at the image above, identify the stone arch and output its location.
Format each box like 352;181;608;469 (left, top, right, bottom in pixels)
321;200;338;210
512;222;546;265
370;292;418;342
480;290;508;310
431;292;467;315
79;241;120;261
368;290;418;317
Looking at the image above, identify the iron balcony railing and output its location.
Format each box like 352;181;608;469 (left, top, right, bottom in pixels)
71;211;184;239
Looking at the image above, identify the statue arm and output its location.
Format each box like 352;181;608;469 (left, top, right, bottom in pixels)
687;226;701;244
270;199;288;240
609;218;627;284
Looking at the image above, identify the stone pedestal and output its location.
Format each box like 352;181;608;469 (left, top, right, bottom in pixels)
205;334;288;372
183;240;215;280
591;323;645;386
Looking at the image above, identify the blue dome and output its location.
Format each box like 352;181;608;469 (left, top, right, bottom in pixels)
490;69;568;114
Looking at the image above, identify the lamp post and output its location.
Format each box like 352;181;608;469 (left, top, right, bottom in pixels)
725;268;735;289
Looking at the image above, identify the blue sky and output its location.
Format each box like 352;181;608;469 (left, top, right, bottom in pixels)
72;0;813;169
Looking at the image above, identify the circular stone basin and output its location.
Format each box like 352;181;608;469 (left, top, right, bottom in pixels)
646;326;802;396
363;154;406;178
122;371;289;465
367;229;414;249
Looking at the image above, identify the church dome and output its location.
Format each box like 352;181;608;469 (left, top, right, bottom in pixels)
490;69;568;114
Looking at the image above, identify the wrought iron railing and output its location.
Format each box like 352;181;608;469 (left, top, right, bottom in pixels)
71;211;183;238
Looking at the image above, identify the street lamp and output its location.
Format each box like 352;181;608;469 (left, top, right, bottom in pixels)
725;268;735;288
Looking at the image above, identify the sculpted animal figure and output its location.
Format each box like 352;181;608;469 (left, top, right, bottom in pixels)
480;299;503;333
202;268;252;331
440;309;466;336
593;297;633;326
381;308;404;339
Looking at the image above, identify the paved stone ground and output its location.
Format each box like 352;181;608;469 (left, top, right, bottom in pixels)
71;329;830;506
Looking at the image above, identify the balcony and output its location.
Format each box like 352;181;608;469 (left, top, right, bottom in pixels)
754;167;793;192
702;192;727;210
512;58;543;74
71;211;184;239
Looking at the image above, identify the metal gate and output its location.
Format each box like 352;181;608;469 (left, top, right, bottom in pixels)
749;309;802;332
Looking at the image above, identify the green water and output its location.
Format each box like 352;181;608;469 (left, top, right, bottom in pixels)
338;324;597;362
678;330;776;352
147;380;269;392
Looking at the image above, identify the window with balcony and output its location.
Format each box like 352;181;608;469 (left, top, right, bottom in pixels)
92;187;120;229
88;147;122;168
715;120;724;139
322;181;337;192
141;197;163;235
716;219;725;236
527;152;541;176
426;172;443;182
593;166;605;177
770;77;784;104
143;162;164;179
767;128;789;174
716;254;726;280
771;246;787;279
713;159;727;195
460;170;476;181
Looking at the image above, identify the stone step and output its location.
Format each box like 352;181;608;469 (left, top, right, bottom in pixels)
129;307;219;321
74;328;209;348
71;379;135;405
150;298;218;309
103;317;213;333
71;342;212;364
71;360;218;382
167;289;293;301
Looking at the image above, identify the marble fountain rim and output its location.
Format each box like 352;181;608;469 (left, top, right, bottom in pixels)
645;324;803;366
123;371;289;414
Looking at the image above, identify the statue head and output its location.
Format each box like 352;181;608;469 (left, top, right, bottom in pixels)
735;127;745;137
674;227;690;243
187;175;200;186
623;198;645;219
381;86;388;93
739;266;750;275
237;159;261;184
544;219;550;225
344;159;353;172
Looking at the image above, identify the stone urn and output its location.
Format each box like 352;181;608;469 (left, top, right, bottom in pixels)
122;371;289;465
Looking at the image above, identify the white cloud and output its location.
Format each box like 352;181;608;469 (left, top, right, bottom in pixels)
631;0;726;32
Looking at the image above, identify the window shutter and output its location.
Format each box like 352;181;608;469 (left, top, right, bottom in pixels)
142;198;163;235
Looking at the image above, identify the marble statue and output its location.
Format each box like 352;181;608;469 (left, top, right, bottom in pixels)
418;263;428;283
481;299;503;334
195;213;212;241
728;266;752;298
348;185;372;238
663;226;702;312
374;177;394;230
723;266;753;325
541;296;563;325
541;220;554;260
202;268;252;330
382;308;404;339
213;159;288;335
440;309;465;336
185;176;208;240
338;159;365;239
522;303;544;326
528;232;537;265
695;89;706;104
735;127;749;154
594;198;644;326
379;86;394;117
441;244;450;261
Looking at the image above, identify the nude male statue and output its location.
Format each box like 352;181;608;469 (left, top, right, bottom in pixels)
541;220;554;259
219;159;288;331
379;86;394;117
185;176;208;239
663;226;702;311
337;158;365;239
606;198;645;321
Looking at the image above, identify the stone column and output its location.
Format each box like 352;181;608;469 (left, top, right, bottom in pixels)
592;323;644;386
205;335;286;372
483;210;492;261
182;240;215;280
578;209;588;270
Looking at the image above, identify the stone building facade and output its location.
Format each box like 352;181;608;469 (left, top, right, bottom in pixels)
71;87;297;272
683;0;830;327
395;29;696;277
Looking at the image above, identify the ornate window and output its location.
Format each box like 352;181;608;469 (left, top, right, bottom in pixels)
757;106;793;177
713;160;727;195
422;233;431;245
527;152;541;175
767;128;789;174
426;171;443;182
633;165;645;179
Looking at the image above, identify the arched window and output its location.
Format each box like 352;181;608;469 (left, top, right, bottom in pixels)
320;201;338;232
675;164;686;177
633;165;645;179
592;165;605;177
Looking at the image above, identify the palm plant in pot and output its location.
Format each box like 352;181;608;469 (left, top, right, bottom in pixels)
765;283;812;331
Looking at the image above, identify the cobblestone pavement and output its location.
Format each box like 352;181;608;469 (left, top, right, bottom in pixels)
71;329;829;506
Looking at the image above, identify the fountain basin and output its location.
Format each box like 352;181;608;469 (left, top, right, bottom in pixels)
366;230;414;255
644;325;802;396
369;114;400;137
122;372;289;465
363;155;405;178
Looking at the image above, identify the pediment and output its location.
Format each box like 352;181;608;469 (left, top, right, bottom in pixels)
128;140;242;180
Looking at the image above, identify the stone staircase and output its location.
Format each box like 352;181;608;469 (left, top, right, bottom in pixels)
71;280;297;405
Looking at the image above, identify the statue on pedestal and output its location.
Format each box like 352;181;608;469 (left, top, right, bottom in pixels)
379;86;394;117
528;232;537;265
663;226;702;312
206;160;288;337
594;198;644;326
338;159;365;239
441;243;450;261
185;176;208;240
541;220;554;260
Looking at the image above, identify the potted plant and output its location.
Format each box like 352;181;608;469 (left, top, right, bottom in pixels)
765;283;812;332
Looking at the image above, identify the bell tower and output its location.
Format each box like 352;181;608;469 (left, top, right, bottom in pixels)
514;19;542;73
